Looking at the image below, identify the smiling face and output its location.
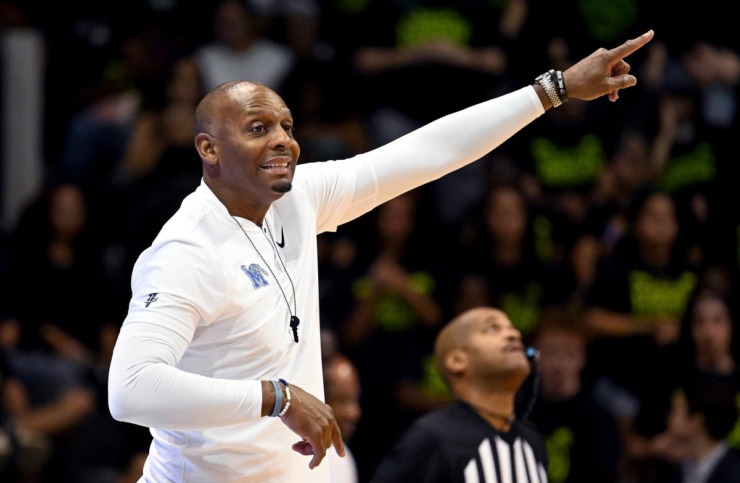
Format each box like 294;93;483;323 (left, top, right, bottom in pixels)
196;81;300;221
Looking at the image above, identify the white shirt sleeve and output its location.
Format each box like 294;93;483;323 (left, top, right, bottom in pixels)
339;86;544;224
108;240;263;429
108;322;262;429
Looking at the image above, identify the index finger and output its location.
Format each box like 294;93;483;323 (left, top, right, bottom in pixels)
332;420;346;458
608;30;654;61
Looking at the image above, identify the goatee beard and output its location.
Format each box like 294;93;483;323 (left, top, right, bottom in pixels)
272;181;292;193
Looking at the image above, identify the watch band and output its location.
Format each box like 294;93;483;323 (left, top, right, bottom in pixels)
535;71;562;108
551;69;568;103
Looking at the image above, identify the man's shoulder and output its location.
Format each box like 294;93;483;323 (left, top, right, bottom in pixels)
287;160;354;203
159;200;204;233
142;193;232;262
294;160;338;176
412;402;477;432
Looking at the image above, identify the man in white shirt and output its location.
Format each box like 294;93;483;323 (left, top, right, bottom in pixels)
107;30;654;482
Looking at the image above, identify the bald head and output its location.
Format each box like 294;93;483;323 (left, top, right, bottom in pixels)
324;354;362;439
435;308;502;372
194;80;268;136
324;355;359;390
434;307;529;393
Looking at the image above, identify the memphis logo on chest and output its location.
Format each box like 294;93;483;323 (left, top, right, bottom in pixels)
241;263;270;289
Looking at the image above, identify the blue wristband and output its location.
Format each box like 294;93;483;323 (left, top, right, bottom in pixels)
270;380;283;417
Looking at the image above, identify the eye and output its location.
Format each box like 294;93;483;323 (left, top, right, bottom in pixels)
283;123;295;136
483;323;500;333
249;124;266;134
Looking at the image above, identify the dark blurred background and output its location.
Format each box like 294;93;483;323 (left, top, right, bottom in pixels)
0;1;738;482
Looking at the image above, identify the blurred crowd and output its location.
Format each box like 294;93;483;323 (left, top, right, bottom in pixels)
0;0;739;482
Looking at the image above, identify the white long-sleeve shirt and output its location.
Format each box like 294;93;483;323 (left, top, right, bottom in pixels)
107;85;544;482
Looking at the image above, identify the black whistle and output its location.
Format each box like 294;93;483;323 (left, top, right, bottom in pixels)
290;316;300;343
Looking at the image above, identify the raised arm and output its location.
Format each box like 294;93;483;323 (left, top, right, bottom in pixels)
340;30;655;223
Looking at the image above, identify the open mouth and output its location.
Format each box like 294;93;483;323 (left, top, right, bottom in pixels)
261;162;290;174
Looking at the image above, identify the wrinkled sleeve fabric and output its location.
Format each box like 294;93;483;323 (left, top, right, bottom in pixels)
338;86;544;225
108;239;263;430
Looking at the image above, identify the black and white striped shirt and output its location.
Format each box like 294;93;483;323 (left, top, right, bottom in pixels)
371;401;548;483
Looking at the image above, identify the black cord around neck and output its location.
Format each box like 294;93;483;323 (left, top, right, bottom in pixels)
232;216;300;342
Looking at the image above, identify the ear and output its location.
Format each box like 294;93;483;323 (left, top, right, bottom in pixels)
195;132;218;166
445;349;467;376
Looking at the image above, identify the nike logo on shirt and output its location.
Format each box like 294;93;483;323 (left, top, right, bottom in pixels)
276;227;285;248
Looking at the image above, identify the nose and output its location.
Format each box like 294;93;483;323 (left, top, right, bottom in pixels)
270;126;294;148
506;325;522;340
